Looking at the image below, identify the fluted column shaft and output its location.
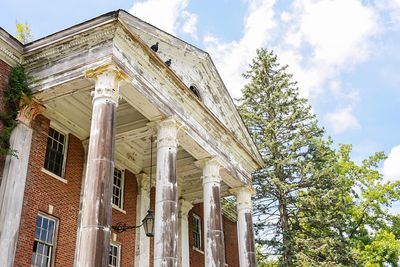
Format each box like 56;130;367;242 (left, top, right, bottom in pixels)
76;65;125;267
179;199;193;267
0;100;44;267
232;187;257;267
202;159;225;267
154;118;179;267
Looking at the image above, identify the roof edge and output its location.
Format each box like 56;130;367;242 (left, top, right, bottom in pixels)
23;10;120;53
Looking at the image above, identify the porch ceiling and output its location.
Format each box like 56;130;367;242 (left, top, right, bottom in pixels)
39;79;230;202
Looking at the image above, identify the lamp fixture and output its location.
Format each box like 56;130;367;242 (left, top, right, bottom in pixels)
111;135;155;237
112;209;154;237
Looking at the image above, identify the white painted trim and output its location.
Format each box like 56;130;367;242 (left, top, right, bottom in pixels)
112;204;126;214
192;247;204;254
41;168;68;184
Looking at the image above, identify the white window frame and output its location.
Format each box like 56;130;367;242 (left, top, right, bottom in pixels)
192;213;202;251
42;125;68;181
109;242;121;267
31;213;58;267
112;167;125;211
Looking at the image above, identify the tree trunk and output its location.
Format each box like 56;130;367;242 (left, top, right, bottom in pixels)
278;189;293;267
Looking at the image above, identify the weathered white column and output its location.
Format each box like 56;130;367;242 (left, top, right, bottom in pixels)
76;65;126;267
201;158;226;267
231;187;257;267
0;99;44;267
154;118;179;267
134;173;151;267
179;199;193;267
73;139;89;267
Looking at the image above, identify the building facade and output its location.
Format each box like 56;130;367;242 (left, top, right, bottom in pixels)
0;10;263;267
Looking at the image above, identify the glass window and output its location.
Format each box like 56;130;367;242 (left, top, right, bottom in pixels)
31;214;57;267
112;168;124;209
109;242;121;267
192;214;202;250
44;127;66;177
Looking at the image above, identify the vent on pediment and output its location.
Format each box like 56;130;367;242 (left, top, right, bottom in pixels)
189;85;201;101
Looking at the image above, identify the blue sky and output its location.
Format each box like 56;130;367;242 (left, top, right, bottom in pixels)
1;0;400;188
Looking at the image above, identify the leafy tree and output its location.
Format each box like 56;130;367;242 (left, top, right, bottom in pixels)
333;145;400;267
15;21;33;44
238;49;400;266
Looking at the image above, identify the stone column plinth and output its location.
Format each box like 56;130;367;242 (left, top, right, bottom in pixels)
231;187;257;267
154;118;179;267
75;65;125;267
201;158;226;267
0;99;44;267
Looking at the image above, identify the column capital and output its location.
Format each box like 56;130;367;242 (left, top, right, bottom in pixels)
85;64;127;106
136;173;151;193
179;199;193;218
196;158;221;185
230;186;255;204
16;97;45;126
156;117;179;149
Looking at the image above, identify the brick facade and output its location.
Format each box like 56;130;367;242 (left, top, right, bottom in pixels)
6;114;240;267
189;203;240;267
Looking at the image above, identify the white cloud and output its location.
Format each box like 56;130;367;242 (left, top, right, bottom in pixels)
376;0;400;27
383;145;400;182
129;0;197;37
204;0;277;99
181;11;198;39
276;0;379;98
325;106;360;134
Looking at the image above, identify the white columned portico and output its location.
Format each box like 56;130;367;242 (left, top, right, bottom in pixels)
0;99;44;267
201;158;226;267
76;65;126;267
231;187;257;267
154;118;179;266
135;173;151;267
179;199;193;267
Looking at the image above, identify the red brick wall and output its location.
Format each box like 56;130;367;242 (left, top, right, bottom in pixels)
111;169;138;267
13;114;138;267
14;115;83;267
223;216;240;267
9;111;240;266
189;203;205;267
0;59;12;176
189;203;240;267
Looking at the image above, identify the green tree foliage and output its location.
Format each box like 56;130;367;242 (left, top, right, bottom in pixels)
15;21;33;44
239;48;400;266
238;48;326;266
0;64;32;155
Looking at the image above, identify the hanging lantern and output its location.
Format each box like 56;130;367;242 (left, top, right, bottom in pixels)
142;209;155;237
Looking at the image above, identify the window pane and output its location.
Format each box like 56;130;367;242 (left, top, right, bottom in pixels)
109;243;120;267
44;127;66;177
112;168;123;208
32;215;57;267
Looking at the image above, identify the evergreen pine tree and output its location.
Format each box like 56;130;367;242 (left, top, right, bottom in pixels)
238;49;325;266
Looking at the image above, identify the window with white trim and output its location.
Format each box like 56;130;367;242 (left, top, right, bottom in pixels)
31;214;57;267
44;127;67;178
192;214;202;250
109;242;121;267
112;168;124;209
